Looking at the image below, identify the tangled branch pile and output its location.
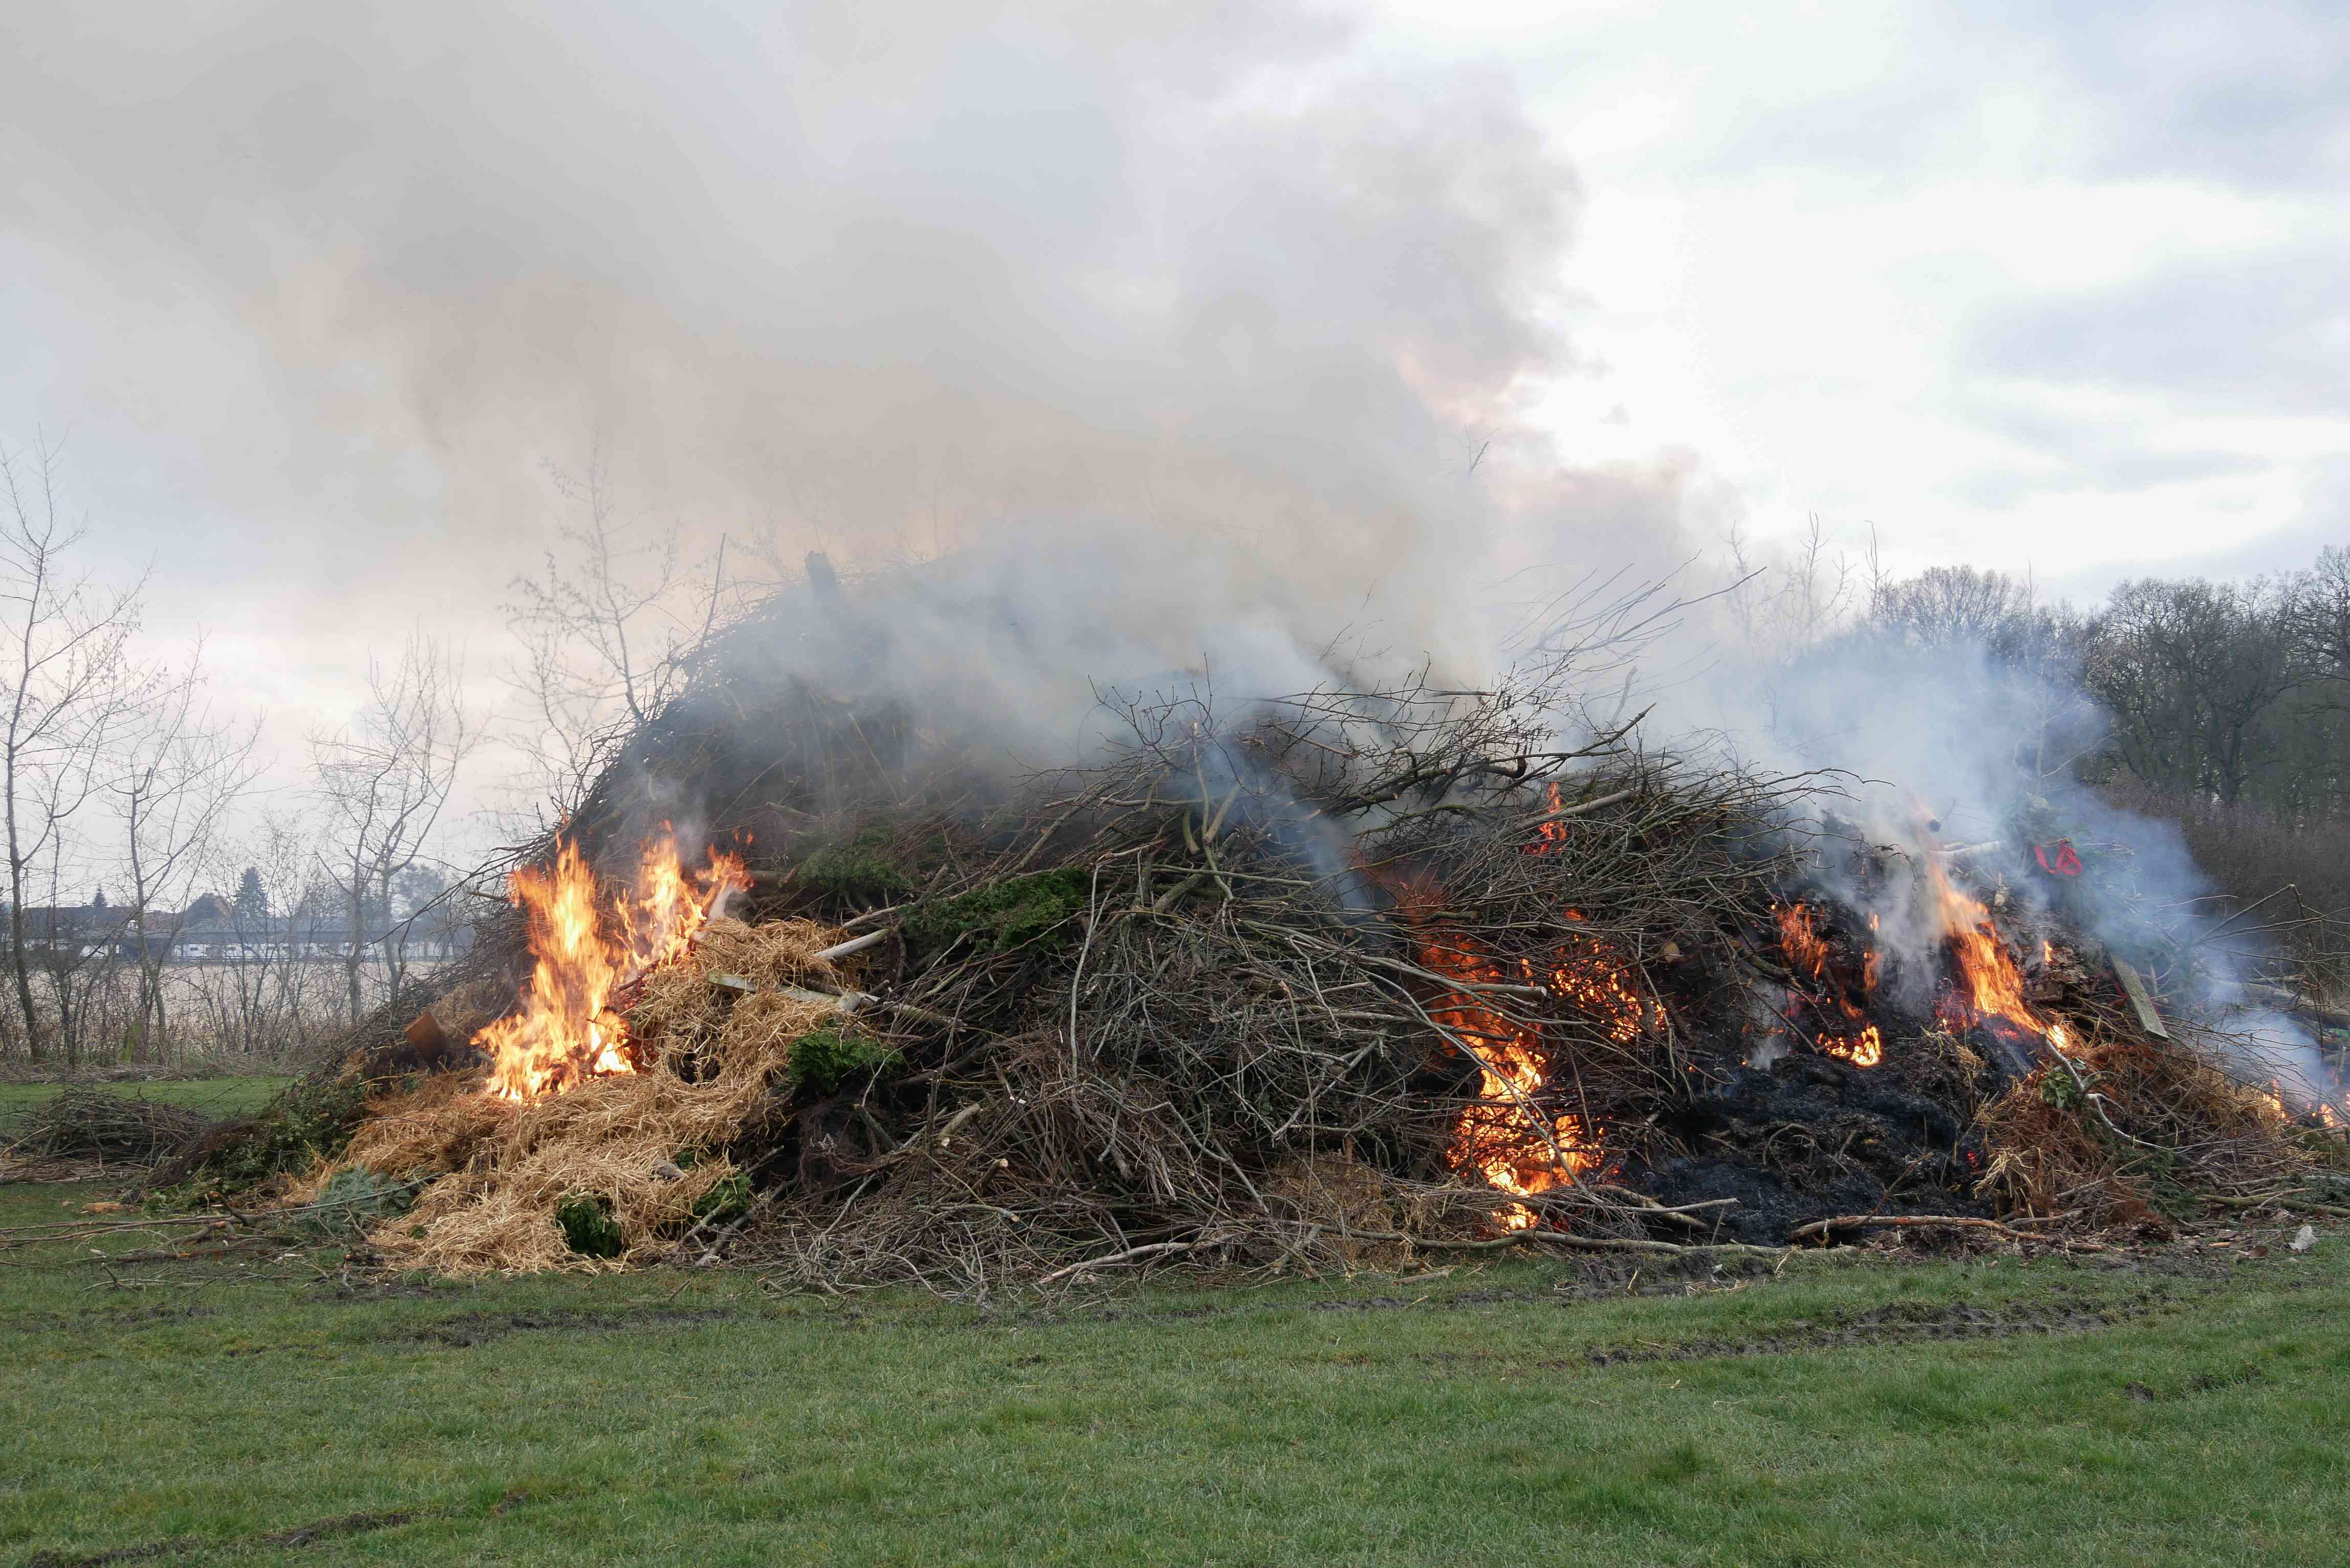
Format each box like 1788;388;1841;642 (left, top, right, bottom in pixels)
297;586;1843;1286
739;694;1825;1293
1978;1002;2330;1229
188;575;2347;1288
5;1087;213;1166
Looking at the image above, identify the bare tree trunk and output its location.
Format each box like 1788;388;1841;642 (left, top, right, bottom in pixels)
343;847;367;1029
0;442;145;1062
6;807;39;1061
313;634;476;1036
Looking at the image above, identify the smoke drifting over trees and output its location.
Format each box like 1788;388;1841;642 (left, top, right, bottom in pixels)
0;6;2341;1069
1707;539;2350;975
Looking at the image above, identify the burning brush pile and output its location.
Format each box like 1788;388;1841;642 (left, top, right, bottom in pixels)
201;582;2346;1288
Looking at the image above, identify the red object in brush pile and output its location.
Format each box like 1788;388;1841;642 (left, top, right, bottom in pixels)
2033;839;2081;877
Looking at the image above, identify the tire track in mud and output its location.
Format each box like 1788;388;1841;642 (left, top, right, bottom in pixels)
1417;1294;2166;1371
21;1506;450;1567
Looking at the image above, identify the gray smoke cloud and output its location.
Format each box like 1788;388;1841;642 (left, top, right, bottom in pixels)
10;5;2321;1106
1662;596;2334;1101
2;2;1700;727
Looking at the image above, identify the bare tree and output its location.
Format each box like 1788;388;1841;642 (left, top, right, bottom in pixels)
311;634;476;1027
26;861;133;1068
177;815;334;1060
108;643;264;1061
1862;564;2101;780
1718;515;1859;662
2301;547;2350;694
1870;564;2034;649
2084;577;2308;807
0;440;145;1061
502;461;730;822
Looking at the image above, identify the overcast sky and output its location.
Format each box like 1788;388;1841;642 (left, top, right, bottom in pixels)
1374;0;2346;598
2;0;2342;778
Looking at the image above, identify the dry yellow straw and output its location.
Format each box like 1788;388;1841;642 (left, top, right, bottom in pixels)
318;918;855;1273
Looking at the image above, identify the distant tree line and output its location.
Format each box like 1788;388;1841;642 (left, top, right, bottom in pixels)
1855;548;2350;818
1846;546;2350;950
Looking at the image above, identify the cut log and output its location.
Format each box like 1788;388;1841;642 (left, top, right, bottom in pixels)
777;983;866;1014
1791;1213;2098;1248
2111;958;2170;1039
404;1010;450;1060
773;982;959;1031
811;929;889;964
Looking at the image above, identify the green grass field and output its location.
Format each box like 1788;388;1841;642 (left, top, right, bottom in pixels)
4;1166;2346;1568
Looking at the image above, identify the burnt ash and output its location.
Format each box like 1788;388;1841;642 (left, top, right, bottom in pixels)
1624;1051;1988;1245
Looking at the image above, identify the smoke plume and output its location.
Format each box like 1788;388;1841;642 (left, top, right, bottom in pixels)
3;2;1704;715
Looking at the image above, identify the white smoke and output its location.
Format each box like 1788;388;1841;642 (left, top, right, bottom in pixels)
1;2;1704;718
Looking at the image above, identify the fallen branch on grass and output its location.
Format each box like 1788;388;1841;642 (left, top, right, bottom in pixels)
2202;1189;2350;1218
1790;1213;2104;1250
1036;1239;1207;1284
1320;1226;1789;1260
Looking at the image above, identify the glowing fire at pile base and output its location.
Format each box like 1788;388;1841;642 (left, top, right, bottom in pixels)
476;835;749;1101
1424;928;1604;1228
1774;902;1882;1066
1413;791;1652;1229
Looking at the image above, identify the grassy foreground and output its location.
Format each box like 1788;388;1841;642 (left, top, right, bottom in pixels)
3;1176;2346;1567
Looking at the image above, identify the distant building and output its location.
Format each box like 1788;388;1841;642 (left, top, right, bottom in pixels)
3;901;136;962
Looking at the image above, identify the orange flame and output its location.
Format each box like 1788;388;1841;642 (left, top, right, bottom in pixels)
1777;903;1831;977
1427;930;1603;1224
1532;781;1573;855
477;834;748;1101
1820;1024;1883;1068
1775;902;1883;1068
1925;859;2048;1041
1411;902;1632;1221
1391;789;1652;1225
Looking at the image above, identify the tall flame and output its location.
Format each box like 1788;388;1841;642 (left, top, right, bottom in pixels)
1924;858;2048;1042
1424;928;1602;1227
1404;790;1641;1228
477;835;749;1101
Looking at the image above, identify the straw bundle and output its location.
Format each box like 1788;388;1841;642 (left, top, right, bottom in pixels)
316;919;853;1273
